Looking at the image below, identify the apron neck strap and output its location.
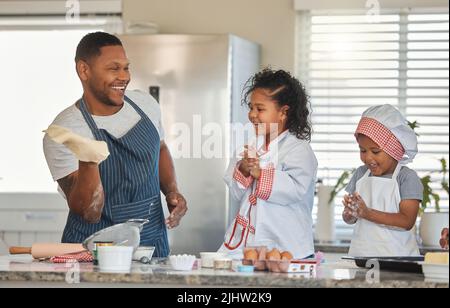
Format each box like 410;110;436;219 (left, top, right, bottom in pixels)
79;95;147;136
79;97;100;133
123;95;149;120
363;162;403;179
392;162;403;178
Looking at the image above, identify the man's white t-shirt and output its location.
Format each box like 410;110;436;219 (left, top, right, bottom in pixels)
43;90;164;182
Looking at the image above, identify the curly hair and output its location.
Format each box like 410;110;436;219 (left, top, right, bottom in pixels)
242;68;312;141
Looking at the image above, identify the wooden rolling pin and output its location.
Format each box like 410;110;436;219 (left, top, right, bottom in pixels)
9;243;85;259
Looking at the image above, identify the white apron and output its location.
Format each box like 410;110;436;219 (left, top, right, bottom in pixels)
349;163;420;257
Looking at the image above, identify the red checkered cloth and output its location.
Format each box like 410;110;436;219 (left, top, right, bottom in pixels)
255;164;275;201
50;251;93;263
355;117;405;161
233;163;254;188
248;194;257;206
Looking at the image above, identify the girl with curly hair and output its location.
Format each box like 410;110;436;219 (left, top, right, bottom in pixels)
219;69;318;259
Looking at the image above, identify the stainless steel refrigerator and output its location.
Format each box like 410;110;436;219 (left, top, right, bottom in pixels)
119;34;260;255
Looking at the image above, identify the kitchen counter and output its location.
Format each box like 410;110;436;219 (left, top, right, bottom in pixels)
0;254;447;288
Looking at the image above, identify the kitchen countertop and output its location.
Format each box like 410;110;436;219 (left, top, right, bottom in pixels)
0;254;447;288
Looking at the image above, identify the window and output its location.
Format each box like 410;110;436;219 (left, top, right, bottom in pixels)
296;9;449;240
0;16;122;193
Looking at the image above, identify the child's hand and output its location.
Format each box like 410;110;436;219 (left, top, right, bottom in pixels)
351;193;370;220
239;145;258;177
248;157;261;180
342;194;358;224
239;146;261;179
238;157;251;177
440;228;449;250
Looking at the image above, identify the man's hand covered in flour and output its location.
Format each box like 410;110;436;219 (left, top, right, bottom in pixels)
239;145;261;179
44;125;110;164
165;192;187;229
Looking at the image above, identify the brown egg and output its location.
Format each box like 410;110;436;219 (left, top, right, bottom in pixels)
244;248;258;260
257;246;267;260
281;251;293;261
266;248;281;260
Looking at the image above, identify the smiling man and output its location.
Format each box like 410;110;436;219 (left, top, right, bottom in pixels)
43;32;187;257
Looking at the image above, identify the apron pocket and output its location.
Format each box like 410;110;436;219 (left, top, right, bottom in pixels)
111;195;158;224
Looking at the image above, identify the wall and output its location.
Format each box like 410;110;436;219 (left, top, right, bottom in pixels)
123;0;448;73
294;0;449;10
122;0;296;72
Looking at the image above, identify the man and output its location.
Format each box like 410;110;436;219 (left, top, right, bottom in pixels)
43;32;187;257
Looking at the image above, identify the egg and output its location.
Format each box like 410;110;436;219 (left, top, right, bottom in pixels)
281;251;293;261
244;248;258;260
257;246;267;260
266;248;281;260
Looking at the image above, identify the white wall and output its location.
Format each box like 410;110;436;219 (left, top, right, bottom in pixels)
123;0;448;73
294;0;449;10
0;0;121;14
123;0;296;72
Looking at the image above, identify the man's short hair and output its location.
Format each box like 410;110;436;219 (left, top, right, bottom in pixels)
75;31;123;63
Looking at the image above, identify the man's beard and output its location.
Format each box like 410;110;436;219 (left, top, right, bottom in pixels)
89;83;123;107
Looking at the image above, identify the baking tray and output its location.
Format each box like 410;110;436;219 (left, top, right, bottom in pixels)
342;256;425;273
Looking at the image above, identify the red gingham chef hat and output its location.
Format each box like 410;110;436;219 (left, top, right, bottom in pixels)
355;105;418;163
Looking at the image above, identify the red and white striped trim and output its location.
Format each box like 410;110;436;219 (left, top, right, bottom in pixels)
233;164;254;188
248;225;256;235
355;117;405;162
236;215;249;228
248;194;257;206
255;164;275;201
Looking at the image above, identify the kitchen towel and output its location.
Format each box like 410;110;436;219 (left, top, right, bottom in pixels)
50;251;94;263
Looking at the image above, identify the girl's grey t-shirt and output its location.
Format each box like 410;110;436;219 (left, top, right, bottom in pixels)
43;90;165;182
345;165;424;201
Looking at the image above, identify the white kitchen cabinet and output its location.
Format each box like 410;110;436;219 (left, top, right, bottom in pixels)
0;193;68;247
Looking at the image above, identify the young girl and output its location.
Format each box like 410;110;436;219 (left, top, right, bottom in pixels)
219;69;318;259
343;104;423;257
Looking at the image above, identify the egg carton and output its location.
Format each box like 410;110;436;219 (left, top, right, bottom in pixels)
242;259;319;273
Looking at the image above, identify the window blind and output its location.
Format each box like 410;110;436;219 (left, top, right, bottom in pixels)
296;9;449;239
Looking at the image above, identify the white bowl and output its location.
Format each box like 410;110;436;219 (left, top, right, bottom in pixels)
169;254;196;271
200;252;228;268
97;246;134;272
420;262;449;282
133;246;155;263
